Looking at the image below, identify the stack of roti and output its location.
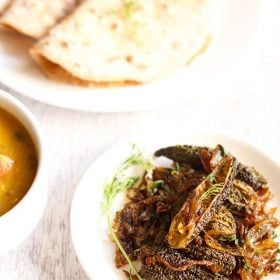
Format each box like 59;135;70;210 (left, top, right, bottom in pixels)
0;0;216;86
30;0;215;86
0;0;80;38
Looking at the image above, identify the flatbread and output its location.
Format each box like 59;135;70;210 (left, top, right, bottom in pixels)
31;0;215;85
0;0;12;14
0;0;80;38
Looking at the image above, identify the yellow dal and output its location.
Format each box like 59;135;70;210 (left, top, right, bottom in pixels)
0;107;37;216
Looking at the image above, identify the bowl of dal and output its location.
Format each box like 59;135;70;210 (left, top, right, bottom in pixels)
0;89;47;256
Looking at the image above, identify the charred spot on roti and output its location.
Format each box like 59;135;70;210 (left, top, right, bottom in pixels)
89;8;96;14
110;22;118;31
60;41;68;48
125;55;133;63
172;42;182;50
74;62;81;68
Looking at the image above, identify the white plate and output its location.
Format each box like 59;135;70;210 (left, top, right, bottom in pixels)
0;0;260;112
71;131;280;279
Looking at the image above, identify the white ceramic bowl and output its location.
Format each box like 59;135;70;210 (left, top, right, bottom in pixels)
0;89;47;256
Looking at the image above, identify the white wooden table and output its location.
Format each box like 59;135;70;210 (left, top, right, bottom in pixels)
0;1;280;279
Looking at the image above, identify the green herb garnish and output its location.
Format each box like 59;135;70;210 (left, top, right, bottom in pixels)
199;183;224;202
219;144;227;157
244;259;252;270
120;0;143;45
218;234;236;242
129;270;133;280
277;248;280;253
171;162;180;175
150;180;164;194
207;173;217;183
171;169;178;175
122;0;139;18
102;144;152;280
255;248;265;254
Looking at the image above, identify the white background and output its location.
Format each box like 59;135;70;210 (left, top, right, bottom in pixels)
0;0;280;279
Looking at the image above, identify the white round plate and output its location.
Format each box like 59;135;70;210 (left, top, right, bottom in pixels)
0;0;260;112
71;131;280;279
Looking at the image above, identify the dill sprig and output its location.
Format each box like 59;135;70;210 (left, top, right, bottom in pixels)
199;182;224;202
273;233;278;239
149;180;165;194
122;0;139;18
102;144;152;280
207;173;217;183
219;144;227;157
120;0;143;45
171;162;180;175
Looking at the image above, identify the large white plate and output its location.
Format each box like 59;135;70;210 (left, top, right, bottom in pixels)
0;0;260;112
71;131;280;279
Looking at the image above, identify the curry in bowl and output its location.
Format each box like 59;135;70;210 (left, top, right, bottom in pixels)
0;107;37;216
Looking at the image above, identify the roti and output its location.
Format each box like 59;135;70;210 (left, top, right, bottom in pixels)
0;0;12;14
30;0;215;86
0;0;80;38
